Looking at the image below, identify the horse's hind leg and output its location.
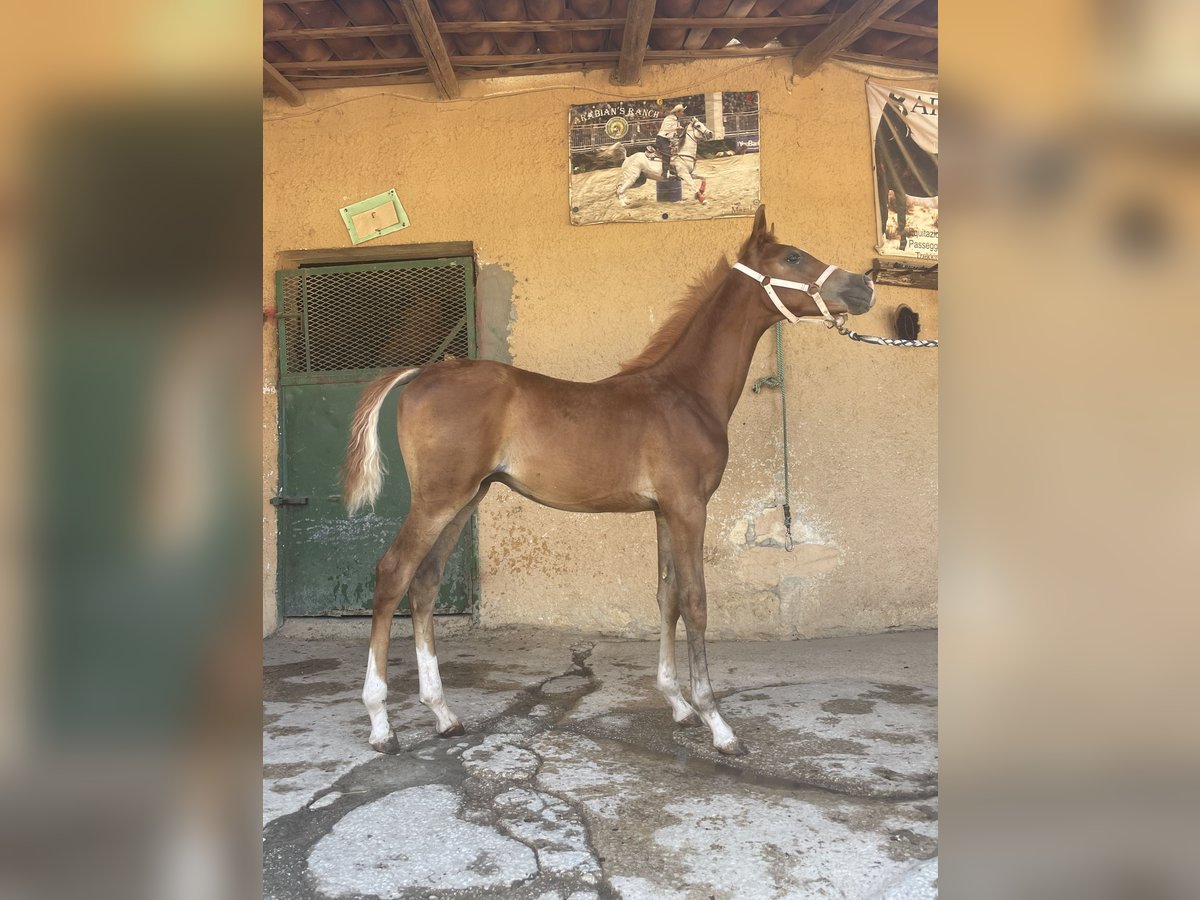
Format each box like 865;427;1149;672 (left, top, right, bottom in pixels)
616;170;636;206
662;503;743;755
362;486;482;752
654;512;700;726
407;485;490;737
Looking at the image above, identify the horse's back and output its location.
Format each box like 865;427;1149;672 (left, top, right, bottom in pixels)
397;358;652;442
395;359;666;512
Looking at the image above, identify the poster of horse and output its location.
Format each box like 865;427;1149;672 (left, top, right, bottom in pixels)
868;82;939;259
569;92;761;226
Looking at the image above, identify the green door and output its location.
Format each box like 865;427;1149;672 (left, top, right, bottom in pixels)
275;257;479;616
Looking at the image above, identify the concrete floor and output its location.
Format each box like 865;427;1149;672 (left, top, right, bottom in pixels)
264;625;937;899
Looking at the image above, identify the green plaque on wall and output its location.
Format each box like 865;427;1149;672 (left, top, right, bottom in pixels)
339;189;410;244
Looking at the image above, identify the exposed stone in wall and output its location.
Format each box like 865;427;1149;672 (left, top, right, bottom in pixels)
709;498;843;639
476;260;517;364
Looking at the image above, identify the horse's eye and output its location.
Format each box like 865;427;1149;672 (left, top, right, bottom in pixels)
786;253;802;264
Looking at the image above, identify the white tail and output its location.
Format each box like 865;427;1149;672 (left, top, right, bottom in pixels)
342;368;423;514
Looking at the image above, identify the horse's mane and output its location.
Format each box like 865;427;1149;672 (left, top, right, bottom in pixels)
618;257;732;373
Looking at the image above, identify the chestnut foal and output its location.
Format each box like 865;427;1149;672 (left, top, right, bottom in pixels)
342;206;875;755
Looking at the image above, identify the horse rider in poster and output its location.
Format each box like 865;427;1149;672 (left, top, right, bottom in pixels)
656;103;685;181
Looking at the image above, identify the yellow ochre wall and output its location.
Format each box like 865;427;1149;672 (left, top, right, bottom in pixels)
263;57;937;640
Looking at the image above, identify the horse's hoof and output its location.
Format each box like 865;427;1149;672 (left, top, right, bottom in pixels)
437;721;466;738
370;733;401;755
716;737;747;756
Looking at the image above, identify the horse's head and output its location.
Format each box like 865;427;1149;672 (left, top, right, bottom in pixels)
736;205;875;320
687;119;714;141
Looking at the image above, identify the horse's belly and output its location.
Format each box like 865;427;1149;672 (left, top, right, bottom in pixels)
493;464;657;514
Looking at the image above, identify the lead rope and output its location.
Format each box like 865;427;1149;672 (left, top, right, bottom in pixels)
751;322;796;551
835;323;939;348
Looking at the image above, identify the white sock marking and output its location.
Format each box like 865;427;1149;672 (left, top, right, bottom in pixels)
657;659;697;721
417;644;459;733
363;649;391;744
692;682;739;750
707;712;738;749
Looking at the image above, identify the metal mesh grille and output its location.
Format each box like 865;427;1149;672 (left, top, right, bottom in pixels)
280;262;471;375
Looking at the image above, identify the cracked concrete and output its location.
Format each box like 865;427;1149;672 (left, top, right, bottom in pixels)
264;627;937;899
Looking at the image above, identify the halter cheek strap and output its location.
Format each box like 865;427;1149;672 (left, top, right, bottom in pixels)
732;262;841;326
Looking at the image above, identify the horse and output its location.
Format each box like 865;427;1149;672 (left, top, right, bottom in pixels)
874;98;938;251
615;119;714;207
342;205;875;757
571;139;627;174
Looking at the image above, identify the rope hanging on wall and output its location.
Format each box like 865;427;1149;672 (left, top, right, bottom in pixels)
751;322;796;552
752;311;939;550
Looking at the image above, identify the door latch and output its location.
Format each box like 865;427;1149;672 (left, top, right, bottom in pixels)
270;496;310;507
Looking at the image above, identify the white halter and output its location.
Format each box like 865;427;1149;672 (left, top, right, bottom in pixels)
733;262;842;326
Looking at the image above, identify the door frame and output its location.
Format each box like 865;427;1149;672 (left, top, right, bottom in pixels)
273;242;479;618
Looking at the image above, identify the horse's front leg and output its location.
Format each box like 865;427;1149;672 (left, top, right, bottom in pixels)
678;165;704;203
681;168;700;196
654;512;700;726
662;503;743;755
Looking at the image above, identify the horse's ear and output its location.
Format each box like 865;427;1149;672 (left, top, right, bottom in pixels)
738;204;771;259
751;204;768;241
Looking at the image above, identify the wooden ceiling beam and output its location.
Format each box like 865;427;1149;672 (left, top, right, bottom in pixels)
263;17;936;40
394;0;459;99
263;59;305;106
290;73;435;90
290;62;623;91
275;57;426;71
277;44;834;74
283;46;938;91
612;0;657;85
264;15;877;41
791;0;902;78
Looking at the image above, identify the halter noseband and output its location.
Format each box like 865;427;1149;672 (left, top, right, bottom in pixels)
733;262;843;326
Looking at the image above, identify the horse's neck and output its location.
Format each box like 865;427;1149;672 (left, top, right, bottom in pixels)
655;272;776;422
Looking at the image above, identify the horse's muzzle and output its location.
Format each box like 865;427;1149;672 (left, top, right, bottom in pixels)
840;273;876;314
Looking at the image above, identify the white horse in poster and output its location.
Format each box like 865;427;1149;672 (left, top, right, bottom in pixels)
615;119;714;207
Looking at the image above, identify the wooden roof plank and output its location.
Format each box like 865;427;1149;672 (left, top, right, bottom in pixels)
868;18;935;38
881;0;926;23
832;49;937;72
792;0;902;77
